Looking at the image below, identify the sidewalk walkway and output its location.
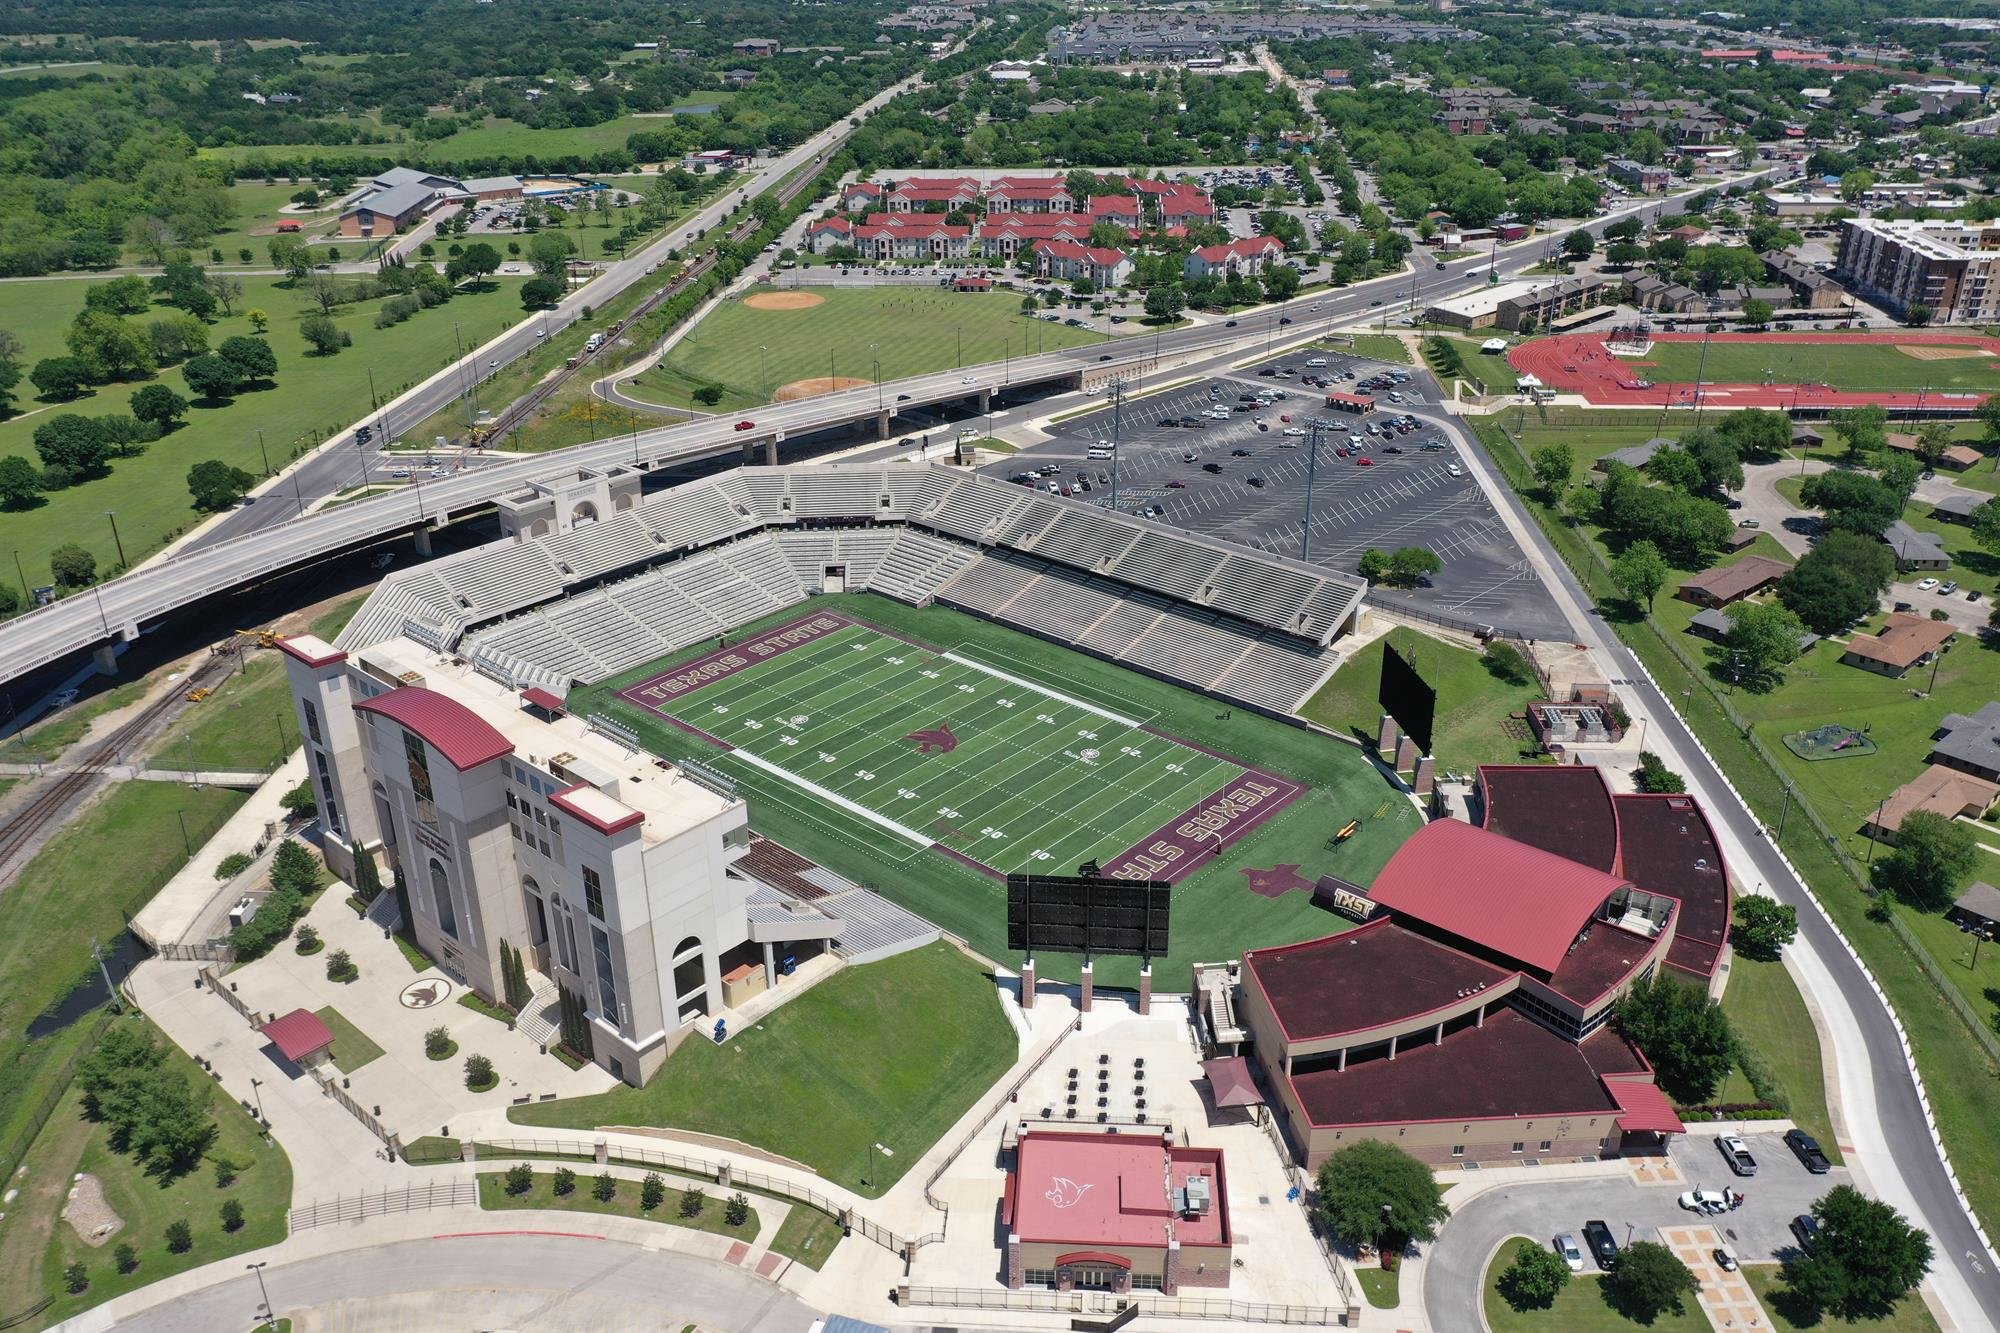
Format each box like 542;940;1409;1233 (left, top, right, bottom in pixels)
130;753;308;949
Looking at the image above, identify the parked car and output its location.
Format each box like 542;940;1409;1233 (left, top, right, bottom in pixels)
1166;479;1186;488
1716;1244;1740;1272
1941;580;1959;595
1679;1188;1730;1215
1785;1129;1832;1174
1790;1214;1821;1253
1232;448;1252;457
1202;462;1223;474
1355;457;1374;466
1717;1134;1757;1177
1247;475;1265;488
1553;1234;1585;1273
1582;1220;1619;1271
1916;577;1941;591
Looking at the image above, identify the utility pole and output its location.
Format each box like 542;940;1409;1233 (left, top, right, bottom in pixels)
1107;376;1128;511
91;938;118;1008
1301;418;1323;562
104;512;127;569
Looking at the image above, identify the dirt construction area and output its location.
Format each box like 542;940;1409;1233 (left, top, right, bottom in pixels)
772;375;873;401
742;290;826;311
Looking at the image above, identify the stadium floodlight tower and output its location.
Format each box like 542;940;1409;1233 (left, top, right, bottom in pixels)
1103;374;1130;510
1300;416;1334;563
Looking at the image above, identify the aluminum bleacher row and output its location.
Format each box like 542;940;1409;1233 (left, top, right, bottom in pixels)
338;463;1360;715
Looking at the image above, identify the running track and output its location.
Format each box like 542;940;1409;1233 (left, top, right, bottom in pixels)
1507;330;2000;409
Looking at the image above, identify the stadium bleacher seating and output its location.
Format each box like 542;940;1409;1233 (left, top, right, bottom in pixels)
342;463;1356;715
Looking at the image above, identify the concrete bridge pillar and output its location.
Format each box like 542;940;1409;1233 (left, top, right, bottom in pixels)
876;410;893;440
412;526;433;557
763;435;779;466
92;643;119;675
975;389;991;413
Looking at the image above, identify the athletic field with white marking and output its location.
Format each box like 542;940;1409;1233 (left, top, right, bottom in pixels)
617;611;1302;881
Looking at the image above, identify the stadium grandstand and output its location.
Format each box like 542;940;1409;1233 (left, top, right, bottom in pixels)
335;463;1365;718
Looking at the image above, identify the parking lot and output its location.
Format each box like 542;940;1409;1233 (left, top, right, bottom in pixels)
989;344;1570;638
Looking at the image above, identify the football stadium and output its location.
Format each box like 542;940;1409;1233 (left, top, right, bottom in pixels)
324;461;1411;998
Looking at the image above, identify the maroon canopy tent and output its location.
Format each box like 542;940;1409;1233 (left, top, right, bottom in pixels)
1201;1056;1264;1108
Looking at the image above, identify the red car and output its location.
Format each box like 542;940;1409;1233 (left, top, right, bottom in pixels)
1355;457;1374;466
1280;414;1292;423
734;420;756;432
1166;479;1187;488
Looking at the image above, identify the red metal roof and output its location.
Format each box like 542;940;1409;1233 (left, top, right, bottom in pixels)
261;1007;335;1063
1607;1077;1685;1135
353;686;513;771
521;686;567;714
1367;819;1630;975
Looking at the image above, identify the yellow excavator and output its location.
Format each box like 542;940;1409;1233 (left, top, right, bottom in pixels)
185;687;212;703
237;628;281;649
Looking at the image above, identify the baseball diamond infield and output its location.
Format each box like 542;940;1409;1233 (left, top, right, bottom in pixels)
742;290;826;311
1509;331;2000;410
773;375;873;401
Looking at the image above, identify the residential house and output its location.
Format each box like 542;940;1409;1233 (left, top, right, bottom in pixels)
1033;239;1132;288
1933;702;2000;783
1674;554;1790;608
1843;612;1957;678
1183;235;1286;280
1882;520;1950;572
1863;764;1998;840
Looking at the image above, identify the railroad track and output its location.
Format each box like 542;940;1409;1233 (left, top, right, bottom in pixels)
0;637;250;878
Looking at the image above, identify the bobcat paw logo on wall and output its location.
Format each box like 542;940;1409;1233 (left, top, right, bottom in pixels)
1045;1177;1093;1209
904;722;959;754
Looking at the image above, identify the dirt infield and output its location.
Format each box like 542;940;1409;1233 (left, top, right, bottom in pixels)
1508;331;2000;410
1898;344;1991;361
773;375;872;401
743;290;826;311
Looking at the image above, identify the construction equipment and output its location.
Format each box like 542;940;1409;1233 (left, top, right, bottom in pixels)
185;688;212;703
237;628;281;649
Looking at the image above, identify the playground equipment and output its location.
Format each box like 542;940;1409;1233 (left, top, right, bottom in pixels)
1782;723;1878;761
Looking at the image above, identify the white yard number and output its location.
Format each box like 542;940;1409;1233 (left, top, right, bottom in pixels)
818;751;839;763
854;769;876;782
1036;713;1058;725
778;735;799;747
921;669;941;679
956;683;975;693
980;826;1007;840
1120;746;1144;758
896;787;919;800
936;806;961;819
1030;849;1052;861
711;705;730;715
886;655;904;665
741;719;764;731
1164;761;1185;774
1076;729;1099;741
996;698;1016;709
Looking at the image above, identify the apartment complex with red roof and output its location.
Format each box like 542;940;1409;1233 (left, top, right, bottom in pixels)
1182;235;1286;279
1032;238;1134;287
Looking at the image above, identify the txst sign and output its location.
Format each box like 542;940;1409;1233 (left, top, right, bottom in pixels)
1102;773;1304;883
619;612;854;708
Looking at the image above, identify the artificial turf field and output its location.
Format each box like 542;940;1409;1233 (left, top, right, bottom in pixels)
577;594;1420;987
1627;337;2000;394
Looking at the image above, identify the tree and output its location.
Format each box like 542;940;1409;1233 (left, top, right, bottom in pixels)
692;382;725;406
1785;1185;1933;1322
465;1052;495;1089
1610;539;1669;609
1742;297;1775;327
595;1171;618;1203
521;275;565;309
1876;809;1976;910
84;275;152;315
553;1166;576;1196
130;384;188;431
64;1261;89;1294
1828;404;1888;461
1722;601;1806;692
352;845;384;903
326;947;357;982
1799;470;1900;537
1357;548;1390;582
218;335;277;384
1779;530;1896;634
66;310;155;381
527;231;576;277
1733;896;1798;961
267;234;311;279
210;276;244;318
1913;423;1954;471
1605;1241;1697;1322
1646;446;1704;494
1384;546;1440;588
34;415;111;478
1906;303;1934;328
1635;751;1686;794
1483;641;1534;686
1530;443;1573;499
188;459;256;511
301;274;346;317
1262;264;1301;300
50;543;97;589
182;354;238;401
1144;285;1185;320
1880;452;1922;509
1313;1140;1450;1250
1498;1242;1571;1311
449;241;503;286
1562;230;1595;261
679;1184;706;1217
725;1191;751;1226
641;1172;666;1211
220;1198;244;1232
247;308;270;334
505;1161;533;1195
1972;497;2000;560
30;355;92;400
1615;972;1735;1103
0;456;40;509
299;313;342;356
113;1242;137;1274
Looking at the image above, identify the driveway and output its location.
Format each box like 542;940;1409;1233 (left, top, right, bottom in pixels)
1423;1132;1846;1332
1736;458;1830;556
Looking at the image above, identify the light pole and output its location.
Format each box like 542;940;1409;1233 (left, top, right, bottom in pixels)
758;344;769;401
249;1078;266;1123
255;427;271;477
247;1261;272;1321
865;1140;893;1188
104;512;126;569
1301;418;1323;562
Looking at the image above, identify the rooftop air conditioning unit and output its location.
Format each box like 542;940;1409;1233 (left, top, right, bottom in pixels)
1180;1175;1212;1216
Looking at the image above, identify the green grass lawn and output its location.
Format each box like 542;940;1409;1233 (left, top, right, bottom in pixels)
308;592;371;641
1300;625;1542;774
510;941;1014;1198
1483;1237;1709;1333
0;677;148;766
1355;1265;1400;1308
141;653;298;773
150;182;339;268
313;1005;383;1073
0;783;246;1178
767;1203;844;1269
1741;1264;1940;1332
637;287;1111;412
23;1015;292;1328
478;1169;760;1238
1716;954;1840;1159
568;595;1421;989
1347;333;1412;365
0;274;526;589
1633;338;2000;394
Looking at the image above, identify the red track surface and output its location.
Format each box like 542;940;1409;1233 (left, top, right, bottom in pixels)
1506;330;2000;409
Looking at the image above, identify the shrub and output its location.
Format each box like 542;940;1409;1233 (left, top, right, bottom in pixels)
325;948;357;982
1482;641;1534;686
465;1053;495;1091
165;1219;193;1254
1635;751;1687;794
505;1162;533;1196
113;1242;137;1274
641;1172;665;1211
594;1171;617;1203
213;1157;237;1188
294;924;322;955
64;1261;89;1294
214;852;253;881
725;1191;750;1227
679;1184;706;1217
220;1198;245;1232
424;1025;453;1059
279;779;316;820
553;1165;576;1196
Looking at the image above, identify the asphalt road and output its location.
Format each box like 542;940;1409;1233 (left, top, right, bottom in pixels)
0;165;1787;689
88;1235;821;1332
1429;401;2000;1332
1423;1132;1852;1331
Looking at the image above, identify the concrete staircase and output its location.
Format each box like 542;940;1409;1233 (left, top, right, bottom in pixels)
364;886;403;933
517;969;562;1048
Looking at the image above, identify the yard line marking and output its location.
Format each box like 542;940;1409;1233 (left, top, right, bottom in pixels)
940;652;1141;727
726;748;934;848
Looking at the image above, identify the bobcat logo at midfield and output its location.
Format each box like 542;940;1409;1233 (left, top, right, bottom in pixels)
1044;1177;1093;1209
904;722;959;754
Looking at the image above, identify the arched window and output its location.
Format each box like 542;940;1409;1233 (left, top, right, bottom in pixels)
429;858;458;940
572;501;599;525
671;936;706;1020
521;876;548;946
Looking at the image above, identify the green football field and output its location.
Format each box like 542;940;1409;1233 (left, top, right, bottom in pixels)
620;614;1300;880
1633;338;2000;393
